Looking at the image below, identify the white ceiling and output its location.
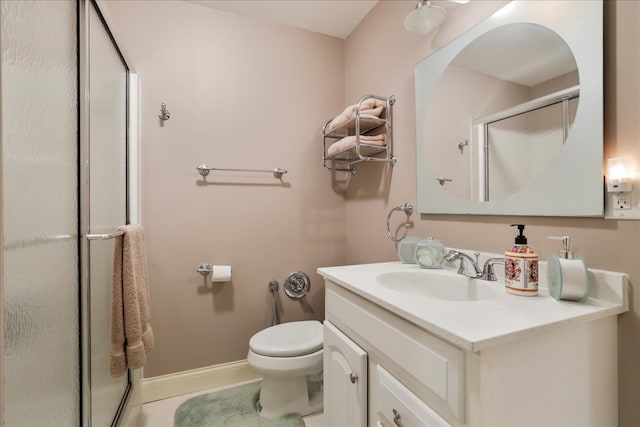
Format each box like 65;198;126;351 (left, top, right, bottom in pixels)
186;0;379;39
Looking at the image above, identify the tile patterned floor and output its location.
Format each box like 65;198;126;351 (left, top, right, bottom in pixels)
133;380;323;427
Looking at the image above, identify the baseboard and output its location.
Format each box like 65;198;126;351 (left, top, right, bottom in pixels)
141;360;261;403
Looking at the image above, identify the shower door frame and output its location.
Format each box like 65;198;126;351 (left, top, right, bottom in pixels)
470;86;580;202
78;0;132;425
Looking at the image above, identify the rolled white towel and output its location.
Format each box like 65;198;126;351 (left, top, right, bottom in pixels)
326;99;386;134
327;134;386;157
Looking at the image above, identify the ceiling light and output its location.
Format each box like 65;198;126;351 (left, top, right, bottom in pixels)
404;0;447;35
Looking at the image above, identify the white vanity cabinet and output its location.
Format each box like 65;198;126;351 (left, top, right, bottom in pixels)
323;278;621;427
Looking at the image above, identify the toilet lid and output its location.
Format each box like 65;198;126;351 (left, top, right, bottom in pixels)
250;320;323;357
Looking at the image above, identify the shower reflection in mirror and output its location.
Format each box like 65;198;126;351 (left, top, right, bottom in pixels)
471;85;579;202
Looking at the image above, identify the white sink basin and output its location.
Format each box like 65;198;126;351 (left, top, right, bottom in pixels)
376;270;500;302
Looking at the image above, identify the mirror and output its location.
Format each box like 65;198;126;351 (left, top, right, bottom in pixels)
425;23;579;202
416;0;603;216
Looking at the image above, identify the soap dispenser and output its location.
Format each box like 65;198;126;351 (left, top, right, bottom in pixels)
504;224;538;296
547;236;589;302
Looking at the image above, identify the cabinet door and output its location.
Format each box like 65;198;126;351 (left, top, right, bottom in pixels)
324;321;368;427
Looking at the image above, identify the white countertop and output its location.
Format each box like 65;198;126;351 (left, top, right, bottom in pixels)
318;252;629;352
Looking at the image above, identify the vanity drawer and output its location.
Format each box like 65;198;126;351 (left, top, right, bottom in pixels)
375;365;452;427
325;285;465;421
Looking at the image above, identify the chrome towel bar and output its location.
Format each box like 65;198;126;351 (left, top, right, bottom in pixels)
86;230;125;240
197;164;287;179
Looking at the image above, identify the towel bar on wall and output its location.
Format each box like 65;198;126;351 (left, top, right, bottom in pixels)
86;230;125;240
196;164;287;179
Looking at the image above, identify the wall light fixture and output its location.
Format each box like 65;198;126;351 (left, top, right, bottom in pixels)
404;0;470;35
404;0;446;34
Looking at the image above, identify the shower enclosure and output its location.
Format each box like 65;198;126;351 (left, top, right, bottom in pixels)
1;0;135;425
470;86;579;202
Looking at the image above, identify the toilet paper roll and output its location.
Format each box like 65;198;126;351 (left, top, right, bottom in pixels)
547;255;589;301
211;265;232;283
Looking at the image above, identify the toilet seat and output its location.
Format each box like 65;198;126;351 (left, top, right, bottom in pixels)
249;320;322;357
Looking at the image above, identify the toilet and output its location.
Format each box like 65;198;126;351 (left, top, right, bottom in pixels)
247;320;324;418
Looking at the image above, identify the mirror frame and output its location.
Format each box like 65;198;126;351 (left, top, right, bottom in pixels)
416;0;603;216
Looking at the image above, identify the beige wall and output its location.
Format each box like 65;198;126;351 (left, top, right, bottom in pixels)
103;0;640;423
345;1;640;425
103;0;346;377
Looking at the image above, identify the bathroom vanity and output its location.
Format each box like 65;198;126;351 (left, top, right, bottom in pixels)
319;259;628;426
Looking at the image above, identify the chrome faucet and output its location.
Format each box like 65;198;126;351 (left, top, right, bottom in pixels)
481;257;505;281
444;250;505;281
444;250;482;278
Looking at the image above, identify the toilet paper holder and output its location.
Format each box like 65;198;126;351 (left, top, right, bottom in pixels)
197;263;214;276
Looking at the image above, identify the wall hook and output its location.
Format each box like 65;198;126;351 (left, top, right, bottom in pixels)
458;139;468;154
158;102;171;121
436;176;453;186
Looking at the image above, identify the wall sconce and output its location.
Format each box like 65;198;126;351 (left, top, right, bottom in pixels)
607;157;635;210
404;0;470;35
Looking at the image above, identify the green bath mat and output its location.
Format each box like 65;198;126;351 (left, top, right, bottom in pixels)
174;381;305;427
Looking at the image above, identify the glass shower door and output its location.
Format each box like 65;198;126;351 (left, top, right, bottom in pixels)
2;1;131;425
1;0;80;425
485;97;578;201
80;1;130;426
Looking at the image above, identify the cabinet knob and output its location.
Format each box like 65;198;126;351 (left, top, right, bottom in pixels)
349;373;358;384
392;409;404;427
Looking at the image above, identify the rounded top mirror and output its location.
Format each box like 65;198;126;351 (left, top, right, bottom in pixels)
415;0;603;217
423;23;579;202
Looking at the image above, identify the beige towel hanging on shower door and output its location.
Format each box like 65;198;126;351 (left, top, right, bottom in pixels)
110;224;154;378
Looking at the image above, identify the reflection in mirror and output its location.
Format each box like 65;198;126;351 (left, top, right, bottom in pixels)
424;23;578;202
481;93;578;201
416;0;603;216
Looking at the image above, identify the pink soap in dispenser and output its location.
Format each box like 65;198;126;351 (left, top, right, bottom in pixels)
504;224;538;296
